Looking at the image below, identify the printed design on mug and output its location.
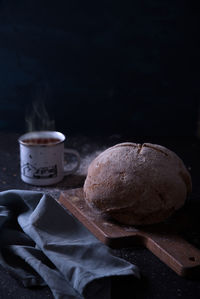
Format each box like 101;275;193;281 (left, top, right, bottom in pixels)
22;163;57;179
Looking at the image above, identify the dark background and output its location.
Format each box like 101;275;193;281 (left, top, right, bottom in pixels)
1;3;200;298
0;0;199;137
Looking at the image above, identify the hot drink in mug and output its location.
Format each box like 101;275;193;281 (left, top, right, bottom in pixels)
18;131;80;186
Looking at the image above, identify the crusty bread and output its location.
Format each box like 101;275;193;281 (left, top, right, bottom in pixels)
83;142;192;225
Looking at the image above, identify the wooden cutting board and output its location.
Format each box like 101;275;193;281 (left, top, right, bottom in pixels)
59;188;200;278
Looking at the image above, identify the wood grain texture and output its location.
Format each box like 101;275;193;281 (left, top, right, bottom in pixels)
59;188;200;278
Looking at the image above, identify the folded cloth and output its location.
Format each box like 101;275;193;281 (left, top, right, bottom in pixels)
0;190;140;299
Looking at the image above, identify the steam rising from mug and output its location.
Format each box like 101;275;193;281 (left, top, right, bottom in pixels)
25;96;55;132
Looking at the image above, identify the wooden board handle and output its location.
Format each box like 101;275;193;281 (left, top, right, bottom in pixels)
142;232;200;277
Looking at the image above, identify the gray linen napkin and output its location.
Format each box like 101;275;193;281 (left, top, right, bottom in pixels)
0;190;140;298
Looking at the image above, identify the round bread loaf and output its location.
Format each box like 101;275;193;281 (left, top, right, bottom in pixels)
83;142;192;225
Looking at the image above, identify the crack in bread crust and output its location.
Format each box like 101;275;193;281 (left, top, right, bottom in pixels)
142;143;169;156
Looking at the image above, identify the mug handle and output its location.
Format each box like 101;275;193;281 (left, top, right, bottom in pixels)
64;148;81;175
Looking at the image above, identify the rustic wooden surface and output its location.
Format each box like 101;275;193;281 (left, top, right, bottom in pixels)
59;188;200;278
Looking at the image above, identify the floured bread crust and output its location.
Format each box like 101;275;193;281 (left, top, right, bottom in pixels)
83;142;192;225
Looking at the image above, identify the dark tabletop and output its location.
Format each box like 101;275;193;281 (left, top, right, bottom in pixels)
0;132;200;299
